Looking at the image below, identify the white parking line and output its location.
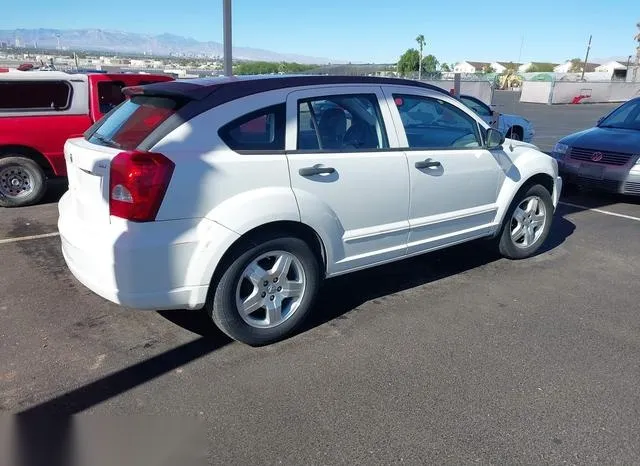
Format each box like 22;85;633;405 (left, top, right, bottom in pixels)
559;202;640;222
0;232;60;245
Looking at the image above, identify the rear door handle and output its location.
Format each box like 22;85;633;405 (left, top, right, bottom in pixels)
415;160;442;169
299;166;336;176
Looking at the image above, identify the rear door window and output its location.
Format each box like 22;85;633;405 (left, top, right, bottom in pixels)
0;80;72;111
296;94;388;151
218;104;286;151
87;95;184;150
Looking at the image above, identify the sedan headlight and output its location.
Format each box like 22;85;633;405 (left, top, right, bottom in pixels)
553;143;569;154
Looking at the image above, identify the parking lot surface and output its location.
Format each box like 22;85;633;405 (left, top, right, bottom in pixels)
492;90;619;152
2;103;640;464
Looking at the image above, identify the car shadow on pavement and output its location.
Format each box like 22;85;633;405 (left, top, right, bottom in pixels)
41;177;68;205
561;184;640;208
301;214;576;334
12;215;575;466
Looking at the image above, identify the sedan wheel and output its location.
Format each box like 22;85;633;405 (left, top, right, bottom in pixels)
508;128;522;141
235;251;307;329
498;184;554;259
510;196;547;249
209;234;321;346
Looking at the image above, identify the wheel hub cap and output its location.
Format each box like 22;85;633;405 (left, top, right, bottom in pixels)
0;166;33;198
510;195;547;249
235;251;307;329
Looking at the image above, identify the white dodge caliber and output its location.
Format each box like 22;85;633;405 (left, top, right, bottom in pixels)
58;75;562;345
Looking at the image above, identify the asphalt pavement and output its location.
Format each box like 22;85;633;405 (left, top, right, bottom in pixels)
2;105;640;464
491;90;619;152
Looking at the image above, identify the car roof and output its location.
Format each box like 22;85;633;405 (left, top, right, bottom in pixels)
123;74;451;104
0;69;170;81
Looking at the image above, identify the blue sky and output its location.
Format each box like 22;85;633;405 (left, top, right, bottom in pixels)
1;0;638;64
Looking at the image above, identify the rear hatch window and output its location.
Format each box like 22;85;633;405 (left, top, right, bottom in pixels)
87;95;184;150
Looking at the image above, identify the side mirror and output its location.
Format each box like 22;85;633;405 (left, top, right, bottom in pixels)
485;128;505;149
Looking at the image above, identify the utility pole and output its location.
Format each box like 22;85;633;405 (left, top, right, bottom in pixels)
580;34;592;81
223;0;232;76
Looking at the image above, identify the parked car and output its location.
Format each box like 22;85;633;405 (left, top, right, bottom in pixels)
58;75;562;345
0;69;174;207
457;94;535;142
550;97;640;196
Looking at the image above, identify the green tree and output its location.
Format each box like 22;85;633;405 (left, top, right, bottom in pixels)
422;54;439;72
526;63;555;72
569;58;582;72
440;63;451;72
504;62;518;72
482;64;496;73
416;34;425;79
397;48;420;76
234;61;316;75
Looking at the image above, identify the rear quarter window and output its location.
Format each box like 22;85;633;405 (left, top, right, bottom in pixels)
218;104;286;152
0;80;72;111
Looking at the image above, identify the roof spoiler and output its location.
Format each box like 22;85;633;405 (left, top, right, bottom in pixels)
123;80;218;101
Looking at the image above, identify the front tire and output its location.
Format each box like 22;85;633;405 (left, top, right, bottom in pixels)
0;156;47;208
507;127;522;141
208;234;321;346
497;184;554;259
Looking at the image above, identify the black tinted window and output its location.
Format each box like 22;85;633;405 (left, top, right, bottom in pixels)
98;81;125;114
219;104;286;151
297;94;388;151
0;80;72;110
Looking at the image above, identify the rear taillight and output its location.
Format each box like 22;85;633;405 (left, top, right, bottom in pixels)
109;151;175;222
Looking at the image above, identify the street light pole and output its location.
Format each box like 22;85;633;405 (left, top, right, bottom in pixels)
223;0;232;76
580;34;592;81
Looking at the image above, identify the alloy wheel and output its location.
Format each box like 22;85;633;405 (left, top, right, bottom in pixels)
235;250;307;329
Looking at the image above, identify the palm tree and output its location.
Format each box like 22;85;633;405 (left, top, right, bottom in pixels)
416;34;425;80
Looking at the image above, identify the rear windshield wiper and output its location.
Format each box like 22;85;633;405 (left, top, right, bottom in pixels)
91;133;122;149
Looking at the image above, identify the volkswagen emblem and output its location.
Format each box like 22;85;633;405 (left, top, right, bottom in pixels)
591;152;604;162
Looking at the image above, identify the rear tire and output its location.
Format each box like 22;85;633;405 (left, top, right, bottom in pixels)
497;184;554;259
0;156;47;208
207;234;321;346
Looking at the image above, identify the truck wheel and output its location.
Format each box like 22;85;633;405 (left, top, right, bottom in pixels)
208;234;321;346
0;156;47;208
497;184;554;259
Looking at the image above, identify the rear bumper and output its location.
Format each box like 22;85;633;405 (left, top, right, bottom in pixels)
58;192;239;310
559;160;640;196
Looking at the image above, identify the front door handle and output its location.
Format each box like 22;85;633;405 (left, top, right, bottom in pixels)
299;166;336;176
415;160;442;169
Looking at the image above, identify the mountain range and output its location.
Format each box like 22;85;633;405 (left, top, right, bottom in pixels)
0;28;334;64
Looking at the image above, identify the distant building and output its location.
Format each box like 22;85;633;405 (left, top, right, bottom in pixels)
453;61;491;73
553;61;600;73
594;60;627;73
490;62;521;73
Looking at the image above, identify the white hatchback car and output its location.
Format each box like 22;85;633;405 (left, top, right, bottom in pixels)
58;75;562;345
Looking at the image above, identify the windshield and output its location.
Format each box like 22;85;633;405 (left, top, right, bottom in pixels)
599;99;640;130
459;96;491;117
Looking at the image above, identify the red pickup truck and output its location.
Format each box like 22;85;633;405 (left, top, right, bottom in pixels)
0;70;174;207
